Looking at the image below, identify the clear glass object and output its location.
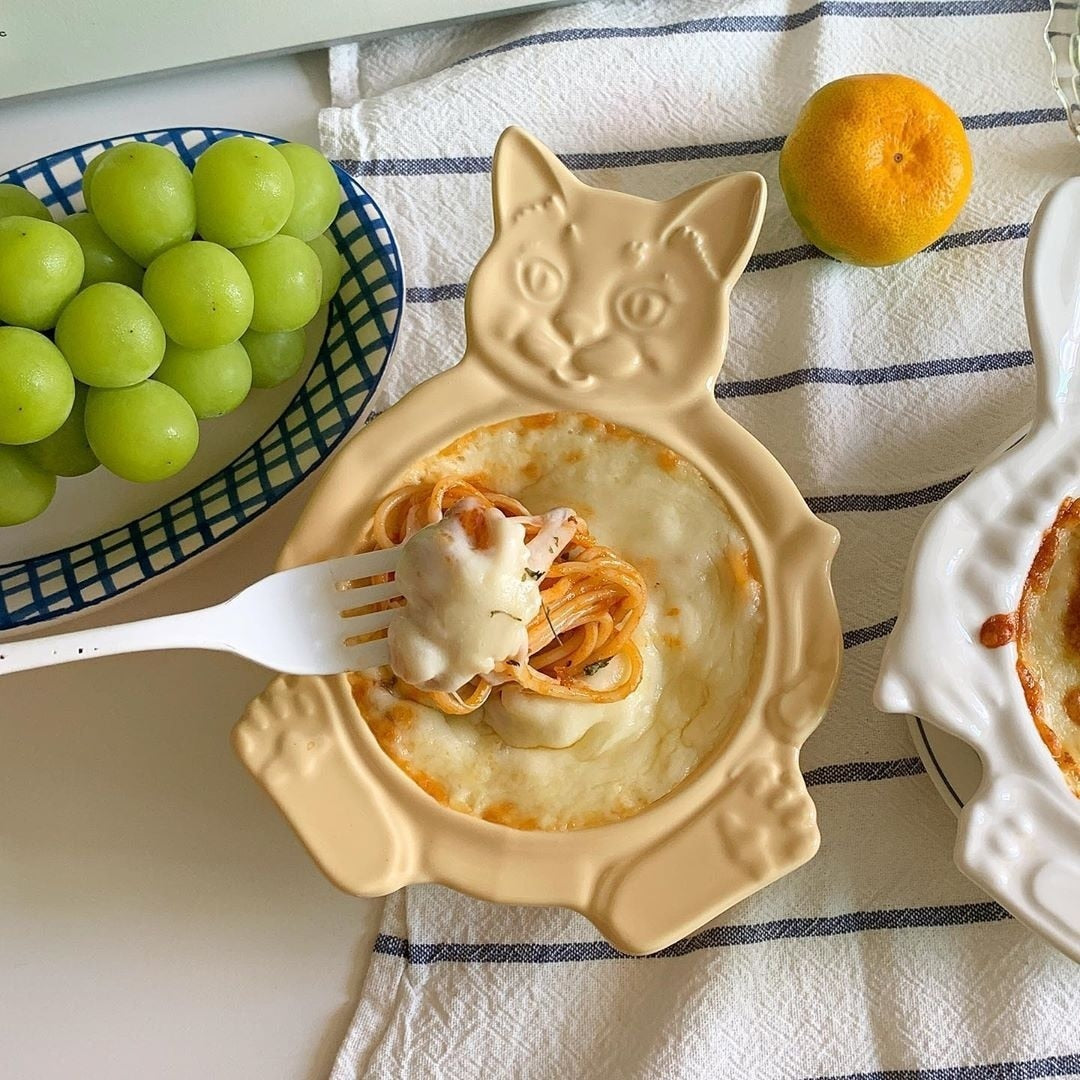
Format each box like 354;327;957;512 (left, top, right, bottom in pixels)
1047;0;1080;136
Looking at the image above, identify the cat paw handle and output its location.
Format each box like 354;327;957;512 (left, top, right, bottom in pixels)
959;772;1080;963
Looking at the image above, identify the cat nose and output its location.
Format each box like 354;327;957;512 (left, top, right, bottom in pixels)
553;311;601;347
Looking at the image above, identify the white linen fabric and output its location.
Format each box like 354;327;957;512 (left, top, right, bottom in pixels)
320;3;1080;1076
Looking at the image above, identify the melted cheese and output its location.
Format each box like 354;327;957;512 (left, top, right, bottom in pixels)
351;413;764;831
389;508;538;691
483;638;663;749
1017;502;1080;795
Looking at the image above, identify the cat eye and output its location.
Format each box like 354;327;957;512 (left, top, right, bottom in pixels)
616;287;670;329
517;257;565;303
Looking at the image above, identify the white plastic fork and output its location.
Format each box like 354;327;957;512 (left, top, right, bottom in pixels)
0;548;401;676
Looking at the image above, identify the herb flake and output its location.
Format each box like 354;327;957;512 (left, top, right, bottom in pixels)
540;599;562;645
582;657;612;677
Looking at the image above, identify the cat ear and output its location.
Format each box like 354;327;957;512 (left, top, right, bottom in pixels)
491;127;576;231
661;172;767;283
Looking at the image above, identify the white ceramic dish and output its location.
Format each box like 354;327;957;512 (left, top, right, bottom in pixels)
876;178;1080;964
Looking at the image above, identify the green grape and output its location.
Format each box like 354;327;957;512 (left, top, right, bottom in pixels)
80;148;117;214
85;381;199;483
0;326;75;444
0;216;84;330
55;282;165;388
277;144;339;242
142;241;254;349
193;136;294;248
0;183;51;222
241;327;307;389
0;445;56;526
154;339;252;419
24;384;99;476
59;212;143;290
91;142;196;265
234;235;321;333
308;232;344;304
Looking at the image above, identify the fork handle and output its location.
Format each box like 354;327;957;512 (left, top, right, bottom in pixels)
0;604;230;675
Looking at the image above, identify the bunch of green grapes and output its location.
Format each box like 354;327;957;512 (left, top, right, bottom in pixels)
0;137;346;527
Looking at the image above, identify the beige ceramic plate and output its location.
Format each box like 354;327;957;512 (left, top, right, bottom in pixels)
234;128;841;955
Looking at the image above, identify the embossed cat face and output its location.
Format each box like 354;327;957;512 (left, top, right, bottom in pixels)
465;127;766;404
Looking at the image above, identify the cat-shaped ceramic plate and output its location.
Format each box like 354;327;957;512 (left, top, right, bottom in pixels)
235;128;841;955
876;179;1080;964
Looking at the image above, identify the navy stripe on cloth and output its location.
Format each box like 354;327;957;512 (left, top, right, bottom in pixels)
843;617;897;648
806;474;967;513
372;901;1011;964
406;282;467;304
402;222;1031;305
743;222;1030;273
451;0;1050;67
716;350;1032;398
803;756;925;786
341;108;1060;178
808;1054;1080;1080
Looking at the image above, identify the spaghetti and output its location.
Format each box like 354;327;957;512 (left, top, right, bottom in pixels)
367;478;648;714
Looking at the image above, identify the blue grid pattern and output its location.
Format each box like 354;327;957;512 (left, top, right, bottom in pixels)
0;127;403;630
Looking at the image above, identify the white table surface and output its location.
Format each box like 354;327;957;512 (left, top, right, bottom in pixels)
0;52;385;1080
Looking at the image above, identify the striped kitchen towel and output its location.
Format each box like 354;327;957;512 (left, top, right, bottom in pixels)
321;2;1080;1077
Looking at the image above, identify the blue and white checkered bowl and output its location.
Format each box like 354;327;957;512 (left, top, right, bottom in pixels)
0;127;403;632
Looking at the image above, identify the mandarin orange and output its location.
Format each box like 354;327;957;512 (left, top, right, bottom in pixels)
779;74;973;267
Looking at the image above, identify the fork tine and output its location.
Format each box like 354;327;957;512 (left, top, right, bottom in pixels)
337;578;401;610
327;547;401;583
348;637;392;670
